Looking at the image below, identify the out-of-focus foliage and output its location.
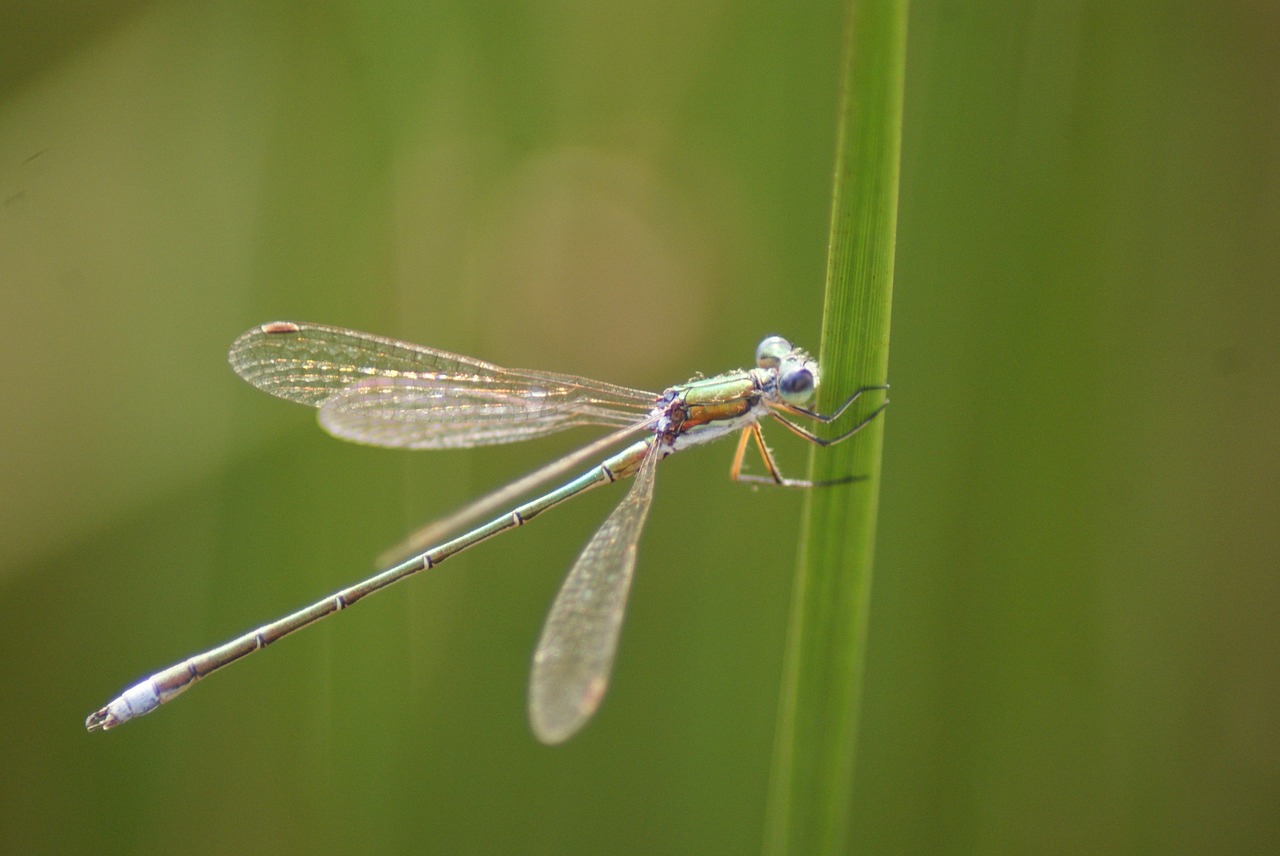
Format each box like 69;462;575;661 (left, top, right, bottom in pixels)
0;2;1275;853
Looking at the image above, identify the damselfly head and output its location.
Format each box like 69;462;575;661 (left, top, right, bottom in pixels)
755;335;792;368
777;358;817;405
755;336;819;406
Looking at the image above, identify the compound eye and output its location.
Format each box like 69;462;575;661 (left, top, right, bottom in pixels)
756;336;792;368
778;366;815;405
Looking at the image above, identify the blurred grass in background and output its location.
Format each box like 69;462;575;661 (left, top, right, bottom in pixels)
1;2;1276;854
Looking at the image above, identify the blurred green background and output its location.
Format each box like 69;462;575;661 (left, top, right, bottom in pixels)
2;2;1276;853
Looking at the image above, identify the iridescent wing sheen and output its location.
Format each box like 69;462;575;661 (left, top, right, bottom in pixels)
528;445;660;744
228;322;656;449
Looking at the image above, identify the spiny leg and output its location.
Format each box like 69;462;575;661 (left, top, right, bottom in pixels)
730;393;890;488
730;424;862;488
728;424;753;481
781;383;889;424
770;399;889;447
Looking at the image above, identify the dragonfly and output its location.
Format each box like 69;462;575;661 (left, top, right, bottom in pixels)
86;321;887;744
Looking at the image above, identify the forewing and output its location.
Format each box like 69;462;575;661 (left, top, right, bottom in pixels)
317;376;638;449
528;445;660;744
228;322;655;421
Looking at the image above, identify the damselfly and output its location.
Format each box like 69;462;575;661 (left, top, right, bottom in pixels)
86;322;887;743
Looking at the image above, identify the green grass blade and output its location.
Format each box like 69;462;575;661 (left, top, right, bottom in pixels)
763;0;906;853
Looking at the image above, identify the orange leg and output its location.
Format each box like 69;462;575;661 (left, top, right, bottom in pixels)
730;423;860;488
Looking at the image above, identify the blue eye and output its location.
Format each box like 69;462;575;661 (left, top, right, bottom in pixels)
778;366;814;404
755;336;792;368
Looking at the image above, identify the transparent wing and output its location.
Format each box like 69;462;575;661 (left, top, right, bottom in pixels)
528;444;661;744
316;376;645;449
376;422;654;568
229;322;656;449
